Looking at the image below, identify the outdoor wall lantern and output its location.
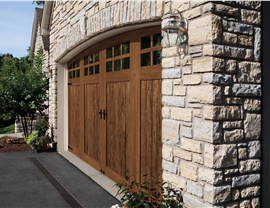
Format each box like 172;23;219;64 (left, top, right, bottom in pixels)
162;9;188;57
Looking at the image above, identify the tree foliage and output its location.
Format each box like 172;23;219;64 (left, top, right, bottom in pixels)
0;50;49;138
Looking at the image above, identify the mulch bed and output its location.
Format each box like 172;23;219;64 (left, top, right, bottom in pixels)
0;137;31;152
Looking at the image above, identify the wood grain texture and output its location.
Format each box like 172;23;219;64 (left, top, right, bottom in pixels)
68;85;82;152
106;82;130;177
140;80;162;183
84;84;100;161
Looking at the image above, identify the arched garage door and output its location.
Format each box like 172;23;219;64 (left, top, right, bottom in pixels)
68;26;162;183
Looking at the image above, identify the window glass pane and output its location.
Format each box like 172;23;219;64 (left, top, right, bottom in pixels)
106;61;113;72
73;70;76;78
94;53;99;62
89;55;94;64
122;42;130;54
89;66;94;75
122;57;130;70
141;35;151;49
114;59;121;71
153;50;162;65
106;48;113;58
95;65;99;74
69;71;73;78
84;67;88;76
153;33;162;46
73;62;76;68
84;56;88;65
68;65;72;69
141;52;151;67
75;60;80;68
114;44;121;57
76;70;80;77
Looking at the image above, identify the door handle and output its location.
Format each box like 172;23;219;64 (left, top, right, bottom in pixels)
97;109;103;119
102;109;107;120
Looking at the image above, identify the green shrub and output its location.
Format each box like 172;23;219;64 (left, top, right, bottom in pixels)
26;132;38;144
34;117;49;137
115;176;183;208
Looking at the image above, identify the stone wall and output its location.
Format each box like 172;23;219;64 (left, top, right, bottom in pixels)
162;1;261;207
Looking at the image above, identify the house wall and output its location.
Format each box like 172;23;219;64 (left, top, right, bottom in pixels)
46;0;262;207
162;1;261;207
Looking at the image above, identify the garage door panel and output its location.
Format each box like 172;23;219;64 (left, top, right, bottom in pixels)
140;80;162;182
68;85;82;152
106;82;130;177
84;84;100;162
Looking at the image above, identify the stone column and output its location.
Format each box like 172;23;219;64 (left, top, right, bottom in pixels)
162;1;261;207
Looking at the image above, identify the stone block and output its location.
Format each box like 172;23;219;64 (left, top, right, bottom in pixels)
162;106;171;118
238;35;253;47
248;141;261;158
183;6;202;19
188;85;222;104
232;174;260;188
215;4;238;16
171;107;192;122
194;118;222;143
251;198;260;208
238;62;261;84
204;184;231;204
241;9;261;25
181;138;201;153
189;14;221;45
162;96;185;107
244;99;261;111
162;160;178;174
203;73;232;85
239;159;261;173
162;80;173;95
181;125;193;138
193;56;225;73
163;171;186;189
214;144;237;168
184;193;212;208
226;59;237;73
224;129;244;142
193;153;203;164
180;161;198;181
198;167;223;185
174;86;186;96
187;181;203;198
238;148;248;159
203;105;241;121
223;32;237;44
162;119;180;144
227;21;253;35
162;145;173;161
244;113;261;140
162;68;181;79
162;47;178;57
174;149;192;161
223;121;243;129
232;84;261;97
183;75;201;85
162;57;175;68
240;200;251;208
254;27;261;61
241;186;260;198
224;46;253;59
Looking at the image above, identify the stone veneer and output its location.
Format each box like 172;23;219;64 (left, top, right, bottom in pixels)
162;1;261;207
42;0;262;207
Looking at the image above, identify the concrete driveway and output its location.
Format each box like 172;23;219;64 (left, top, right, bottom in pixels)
0;151;119;208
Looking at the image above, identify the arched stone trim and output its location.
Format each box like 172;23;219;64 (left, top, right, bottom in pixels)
50;1;164;62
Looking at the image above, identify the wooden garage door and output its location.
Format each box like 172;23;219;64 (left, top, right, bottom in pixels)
68;26;162;183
